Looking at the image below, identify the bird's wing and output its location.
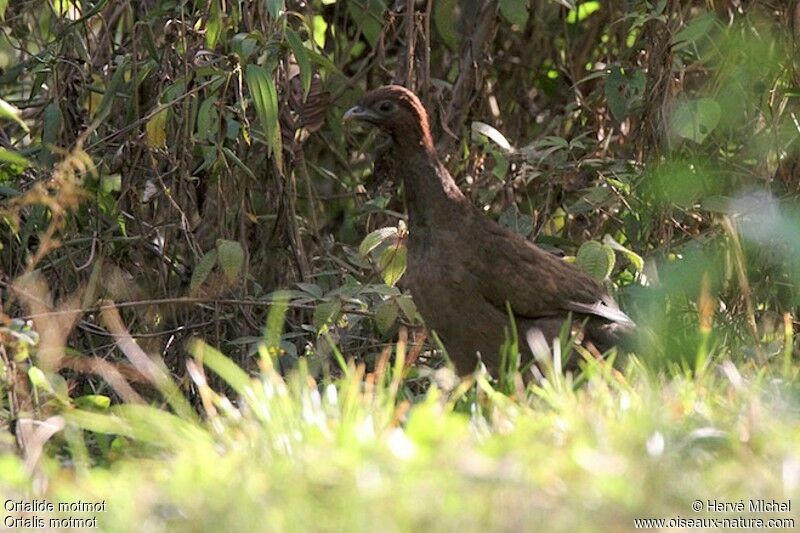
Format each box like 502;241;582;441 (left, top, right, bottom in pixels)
471;220;633;326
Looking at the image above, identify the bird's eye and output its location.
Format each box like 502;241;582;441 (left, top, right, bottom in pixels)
378;101;394;113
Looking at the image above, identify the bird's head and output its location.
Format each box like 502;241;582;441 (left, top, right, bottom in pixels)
344;85;435;154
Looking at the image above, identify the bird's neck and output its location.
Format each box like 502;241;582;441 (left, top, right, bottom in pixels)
395;146;468;227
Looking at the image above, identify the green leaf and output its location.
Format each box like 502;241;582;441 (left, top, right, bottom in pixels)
359;227;398;256
576;241;615;281
216;239;245;283
0;97;29;132
146;108;168;148
313;299;342;330
347;0;386;47
671;98;721;144
28;366;54;393
566;1;600;24
672;12;715;48
190;249;218;295
0;147;30;168
434;0;459;49
311;15;328;48
286;29;311;98
197;96;218;140
605;67;646;122
396;294;420;324
189;339;252;398
75;395;112;410
205;0;223;49
267;0;284;19
602;234;644;273
40;102;62;165
498;207;534;237
378;245;407;287
245;64;283;170
374;299;399;335
499;0;529;26
94;62;126;122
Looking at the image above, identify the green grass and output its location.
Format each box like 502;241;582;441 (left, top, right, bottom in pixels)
1;335;798;532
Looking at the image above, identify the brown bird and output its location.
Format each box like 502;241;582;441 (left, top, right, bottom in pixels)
345;85;635;376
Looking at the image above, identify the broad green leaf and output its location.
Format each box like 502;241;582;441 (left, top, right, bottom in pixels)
671;98;721;144
216;239;245;283
374;299;399;335
313;299;342;329
396;294;420;324
498;207;534;237
359;227;398;256
605;67;646;122
0;97;29;132
296;282;323;299
672;12;715;48
245;65;283;170
378;245;407;287
312;15;328;48
347;0;386;47
499;0;529;26
197;96;218;140
576;241;615;281
145;108;168;148
434;0;459;49
190;249;218;295
286;28;311;98
267;0;284;19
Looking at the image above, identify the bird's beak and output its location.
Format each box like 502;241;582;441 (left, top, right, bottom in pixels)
343;105;379;123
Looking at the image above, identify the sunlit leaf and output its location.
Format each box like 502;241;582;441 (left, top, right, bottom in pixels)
566;1;600;23
245;64;283;170
0;97;29;132
145;108;168;148
359;227;398;256
576;241;615;280
602;234;644;273
205;0;223;49
0;147;30;168
378;245;407;287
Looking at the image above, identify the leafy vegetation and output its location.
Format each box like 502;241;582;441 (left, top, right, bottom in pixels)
0;0;799;530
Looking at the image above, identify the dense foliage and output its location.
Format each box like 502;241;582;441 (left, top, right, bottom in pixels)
0;0;798;530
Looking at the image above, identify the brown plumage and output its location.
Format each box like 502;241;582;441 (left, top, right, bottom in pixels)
345;85;635;376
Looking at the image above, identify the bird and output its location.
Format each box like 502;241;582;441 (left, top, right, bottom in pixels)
344;85;635;376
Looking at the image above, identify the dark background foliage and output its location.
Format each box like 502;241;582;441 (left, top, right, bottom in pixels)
1;0;799;402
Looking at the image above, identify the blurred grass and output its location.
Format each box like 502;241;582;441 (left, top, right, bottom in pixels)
0;336;797;531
